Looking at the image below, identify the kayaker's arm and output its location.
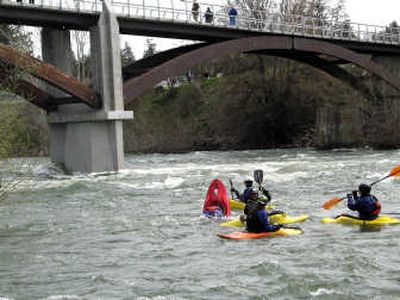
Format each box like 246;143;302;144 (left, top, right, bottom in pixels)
230;188;240;199
259;186;271;202
258;210;281;232
347;192;359;211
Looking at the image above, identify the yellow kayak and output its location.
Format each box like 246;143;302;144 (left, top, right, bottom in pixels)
217;227;303;240
230;199;274;211
220;213;309;227
321;215;400;225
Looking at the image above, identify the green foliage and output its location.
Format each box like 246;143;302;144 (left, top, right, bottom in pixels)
0;99;47;157
124;56;339;153
121;42;136;67
143;38;157;58
0;24;33;54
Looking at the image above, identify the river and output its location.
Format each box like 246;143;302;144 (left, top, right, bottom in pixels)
0;148;400;299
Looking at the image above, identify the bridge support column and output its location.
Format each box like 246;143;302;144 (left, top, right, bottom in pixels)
366;55;400;147
41;28;74;166
45;0;133;173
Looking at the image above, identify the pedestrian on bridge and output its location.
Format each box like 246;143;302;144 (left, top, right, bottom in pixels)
228;5;238;26
204;7;214;24
192;0;200;22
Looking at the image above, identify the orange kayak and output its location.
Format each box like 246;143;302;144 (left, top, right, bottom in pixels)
217;227;303;240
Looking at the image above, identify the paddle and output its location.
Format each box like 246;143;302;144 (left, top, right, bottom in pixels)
253;169;263;186
229;179;235;199
322;164;400;210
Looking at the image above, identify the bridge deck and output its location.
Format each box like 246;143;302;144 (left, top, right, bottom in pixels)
0;0;400;54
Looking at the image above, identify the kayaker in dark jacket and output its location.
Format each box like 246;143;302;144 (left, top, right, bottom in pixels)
231;179;272;203
244;189;281;233
346;183;381;220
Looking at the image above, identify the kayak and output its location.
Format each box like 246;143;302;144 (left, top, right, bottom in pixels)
321;215;400;225
217;227;303;240
203;179;231;217
230;199;274;211
220;213;309;227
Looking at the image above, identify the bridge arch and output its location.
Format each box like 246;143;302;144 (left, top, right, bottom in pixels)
123;36;400;105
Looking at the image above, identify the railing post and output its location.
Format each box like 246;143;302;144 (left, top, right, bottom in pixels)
157;0;160;19
142;0;145;18
170;0;174;21
184;0;188;22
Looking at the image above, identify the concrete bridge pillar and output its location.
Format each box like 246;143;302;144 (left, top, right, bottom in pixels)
41;28;74;166
366;55;400;147
43;0;133;173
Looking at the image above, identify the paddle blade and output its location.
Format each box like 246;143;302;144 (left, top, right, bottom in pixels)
254;169;263;184
322;197;344;210
389;165;400;177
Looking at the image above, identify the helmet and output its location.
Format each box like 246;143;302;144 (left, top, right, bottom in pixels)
358;183;371;195
244;179;253;188
249;188;259;199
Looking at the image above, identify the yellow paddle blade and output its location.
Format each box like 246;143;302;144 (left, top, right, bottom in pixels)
322;197;344;210
389;164;400;177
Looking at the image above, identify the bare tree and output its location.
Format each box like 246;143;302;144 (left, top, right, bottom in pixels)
328;0;348;24
279;0;308;15
71;30;90;81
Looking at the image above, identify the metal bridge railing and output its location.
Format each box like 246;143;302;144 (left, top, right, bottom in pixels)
2;0;400;45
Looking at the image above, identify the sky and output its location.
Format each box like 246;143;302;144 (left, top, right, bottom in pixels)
345;0;399;26
122;0;400;59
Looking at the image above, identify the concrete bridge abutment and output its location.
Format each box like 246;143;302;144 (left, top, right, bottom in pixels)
42;0;133;173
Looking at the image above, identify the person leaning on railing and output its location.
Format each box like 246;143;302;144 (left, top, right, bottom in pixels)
204;7;213;24
228;5;237;26
192;0;200;22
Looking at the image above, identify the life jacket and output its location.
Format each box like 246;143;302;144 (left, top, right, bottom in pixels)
244;201;265;233
372;199;381;216
350;195;381;220
203;179;231;217
240;187;253;203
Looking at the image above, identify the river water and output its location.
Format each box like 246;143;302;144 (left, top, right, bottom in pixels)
0;149;400;299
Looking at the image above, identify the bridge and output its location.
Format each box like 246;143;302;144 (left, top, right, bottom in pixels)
0;0;400;173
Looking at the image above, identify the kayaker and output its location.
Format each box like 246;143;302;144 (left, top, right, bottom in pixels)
346;183;381;220
231;179;253;202
244;189;281;233
231;179;272;203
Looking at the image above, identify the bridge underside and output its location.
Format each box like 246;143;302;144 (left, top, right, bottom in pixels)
0;35;398;111
123;36;400;105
